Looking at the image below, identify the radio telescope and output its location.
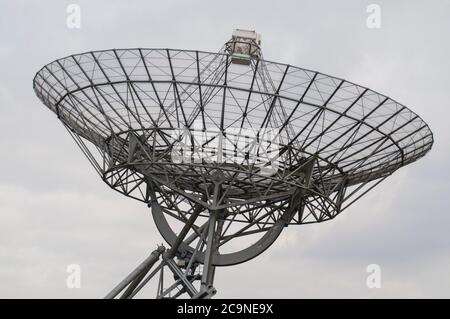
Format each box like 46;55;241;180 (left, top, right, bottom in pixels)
33;30;433;299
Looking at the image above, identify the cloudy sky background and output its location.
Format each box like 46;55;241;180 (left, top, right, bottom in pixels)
0;0;449;298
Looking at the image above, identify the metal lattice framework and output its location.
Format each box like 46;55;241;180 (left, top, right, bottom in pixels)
33;32;433;298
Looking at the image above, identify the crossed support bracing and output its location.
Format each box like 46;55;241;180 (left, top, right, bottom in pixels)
104;193;225;299
105;158;314;299
104;202;221;299
104;245;217;299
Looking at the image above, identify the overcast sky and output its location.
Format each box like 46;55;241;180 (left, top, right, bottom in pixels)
0;0;449;298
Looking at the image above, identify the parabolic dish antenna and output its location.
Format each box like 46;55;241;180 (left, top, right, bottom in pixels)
33;30;433;298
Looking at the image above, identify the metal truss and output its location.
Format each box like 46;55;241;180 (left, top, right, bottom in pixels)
104;244;218;299
33;35;433;298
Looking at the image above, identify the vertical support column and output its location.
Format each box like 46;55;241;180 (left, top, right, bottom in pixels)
200;210;218;292
200;180;223;295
